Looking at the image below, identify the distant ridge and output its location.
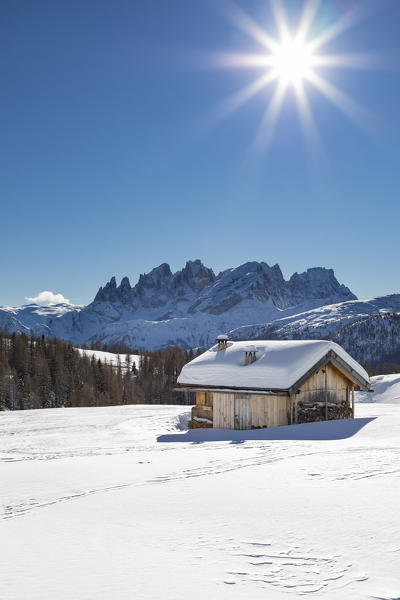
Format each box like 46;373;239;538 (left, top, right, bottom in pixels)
0;259;399;364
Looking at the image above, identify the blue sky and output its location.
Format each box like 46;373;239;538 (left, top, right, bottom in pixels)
1;0;399;306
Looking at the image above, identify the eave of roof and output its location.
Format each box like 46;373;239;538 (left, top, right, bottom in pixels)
175;385;289;396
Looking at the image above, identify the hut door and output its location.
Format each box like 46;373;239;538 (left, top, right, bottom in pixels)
234;394;252;430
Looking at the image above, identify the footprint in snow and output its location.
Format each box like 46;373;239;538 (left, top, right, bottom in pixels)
225;538;367;594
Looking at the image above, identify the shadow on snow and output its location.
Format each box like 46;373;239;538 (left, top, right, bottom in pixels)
157;417;375;444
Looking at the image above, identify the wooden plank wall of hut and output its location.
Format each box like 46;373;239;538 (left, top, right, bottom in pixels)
212;393;235;429
298;363;351;403
251;395;288;428
212;393;288;429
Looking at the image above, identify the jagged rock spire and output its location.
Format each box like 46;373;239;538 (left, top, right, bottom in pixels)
91;261;356;314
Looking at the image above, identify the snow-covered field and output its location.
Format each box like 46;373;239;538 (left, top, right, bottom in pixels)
1;378;400;599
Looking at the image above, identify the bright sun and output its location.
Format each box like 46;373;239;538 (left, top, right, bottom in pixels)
271;39;314;83
210;0;374;150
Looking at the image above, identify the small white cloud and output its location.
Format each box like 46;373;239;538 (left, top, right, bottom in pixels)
25;291;71;305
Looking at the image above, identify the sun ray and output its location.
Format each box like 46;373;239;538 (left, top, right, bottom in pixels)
311;52;381;70
213;52;274;70
293;79;318;143
295;0;320;44
215;0;279;53
213;49;380;73
213;71;276;121
305;70;370;125
292;78;325;163
271;0;291;43
253;78;289;152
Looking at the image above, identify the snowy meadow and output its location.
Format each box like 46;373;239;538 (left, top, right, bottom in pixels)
1;375;400;599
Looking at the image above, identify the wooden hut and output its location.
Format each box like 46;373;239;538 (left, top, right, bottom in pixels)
176;339;371;430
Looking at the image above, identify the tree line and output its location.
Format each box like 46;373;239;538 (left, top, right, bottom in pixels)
3;328;397;412
0;331;200;411
362;361;400;376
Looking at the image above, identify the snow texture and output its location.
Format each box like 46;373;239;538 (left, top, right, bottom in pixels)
1;375;400;599
178;340;369;390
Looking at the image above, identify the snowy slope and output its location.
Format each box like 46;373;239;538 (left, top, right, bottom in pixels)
1;381;400;598
0;303;80;336
75;348;141;370
356;373;400;403
229;297;399;341
230;297;400;365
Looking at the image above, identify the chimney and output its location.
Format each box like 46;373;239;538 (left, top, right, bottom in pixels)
216;334;228;350
244;345;257;365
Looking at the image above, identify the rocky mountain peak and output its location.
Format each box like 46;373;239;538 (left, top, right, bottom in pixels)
288;267;356;305
91;260;356;323
120;276;131;289
134;263;174;308
118;276;133;304
177;260;215;292
93;276;119;303
136;263;173;287
190;261;289;315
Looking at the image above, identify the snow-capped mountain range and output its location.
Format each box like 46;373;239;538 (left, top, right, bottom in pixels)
1;259;399;364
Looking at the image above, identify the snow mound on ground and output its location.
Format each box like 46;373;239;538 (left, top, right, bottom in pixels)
176;410;192;430
356;373;400;404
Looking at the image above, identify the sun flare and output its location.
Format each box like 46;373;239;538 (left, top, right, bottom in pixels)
210;0;377;151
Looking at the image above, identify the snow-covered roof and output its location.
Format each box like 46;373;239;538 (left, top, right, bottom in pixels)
178;340;369;391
